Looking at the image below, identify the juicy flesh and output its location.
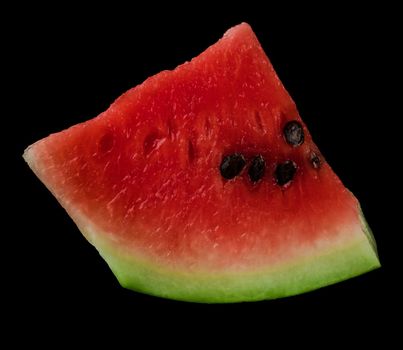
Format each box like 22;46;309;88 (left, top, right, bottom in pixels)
27;24;372;274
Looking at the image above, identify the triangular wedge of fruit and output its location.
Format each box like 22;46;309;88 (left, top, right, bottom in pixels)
24;23;380;303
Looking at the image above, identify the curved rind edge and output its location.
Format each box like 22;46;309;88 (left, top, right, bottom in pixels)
82;210;380;303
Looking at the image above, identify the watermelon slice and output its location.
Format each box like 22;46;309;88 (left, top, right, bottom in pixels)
23;23;380;303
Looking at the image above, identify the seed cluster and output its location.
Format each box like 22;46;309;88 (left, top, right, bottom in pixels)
219;120;321;186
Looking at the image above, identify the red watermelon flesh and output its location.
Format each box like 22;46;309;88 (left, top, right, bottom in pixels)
24;23;379;302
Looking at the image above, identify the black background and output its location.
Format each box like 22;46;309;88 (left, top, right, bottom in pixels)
9;4;398;333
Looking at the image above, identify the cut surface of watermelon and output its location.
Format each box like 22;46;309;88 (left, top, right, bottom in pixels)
24;23;380;302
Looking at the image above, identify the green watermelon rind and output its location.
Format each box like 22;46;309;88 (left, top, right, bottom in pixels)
81;211;379;303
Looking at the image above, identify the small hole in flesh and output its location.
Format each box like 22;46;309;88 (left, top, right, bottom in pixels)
167;119;176;138
205;117;212;136
98;132;114;153
188;140;196;163
248;155;266;183
143;132;163;156
275;160;297;186
254;111;265;133
283;120;304;147
220;153;246;180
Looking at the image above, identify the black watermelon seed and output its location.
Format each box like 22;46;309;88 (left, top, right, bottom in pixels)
283;121;304;147
220;153;246;180
248;155;266;183
275;161;297;186
310;152;321;169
